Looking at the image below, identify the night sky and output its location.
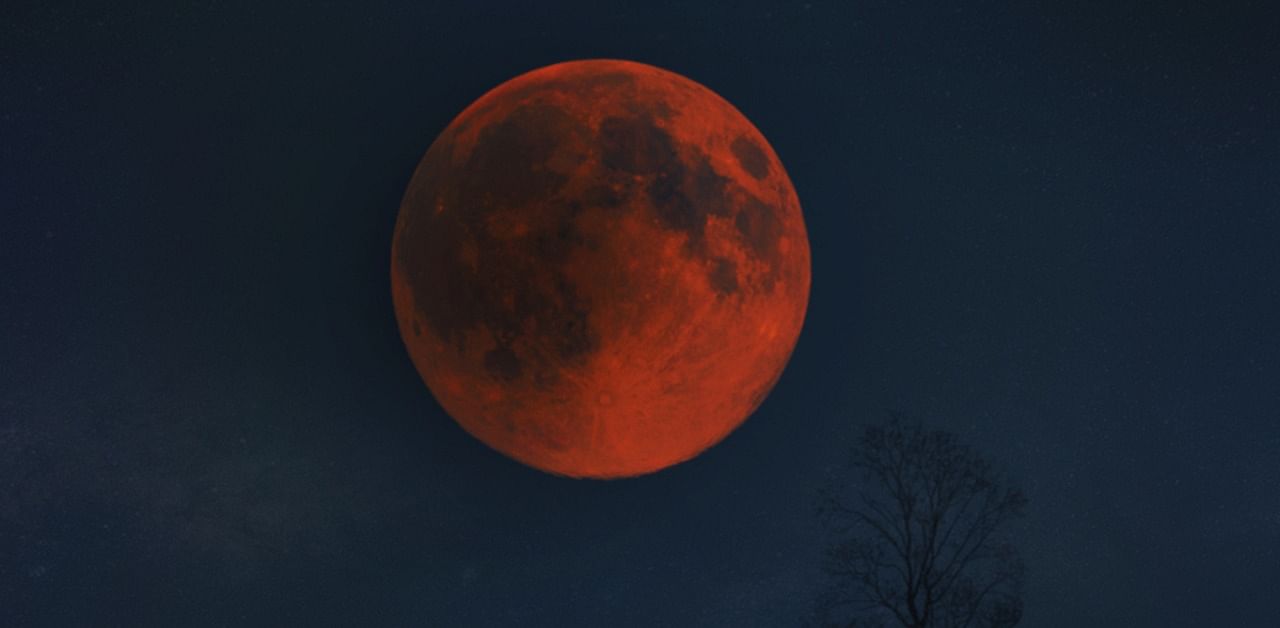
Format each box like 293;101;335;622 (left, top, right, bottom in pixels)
4;2;1279;626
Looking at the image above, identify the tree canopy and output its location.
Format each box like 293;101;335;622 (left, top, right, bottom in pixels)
816;419;1027;628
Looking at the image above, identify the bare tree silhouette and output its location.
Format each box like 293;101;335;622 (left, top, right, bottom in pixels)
814;418;1027;628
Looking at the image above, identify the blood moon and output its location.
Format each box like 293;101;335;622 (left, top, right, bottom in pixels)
391;60;809;478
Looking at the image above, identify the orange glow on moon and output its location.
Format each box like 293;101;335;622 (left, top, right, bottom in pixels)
391;60;809;478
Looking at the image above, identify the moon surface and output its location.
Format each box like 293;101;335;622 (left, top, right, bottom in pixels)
391;60;809;478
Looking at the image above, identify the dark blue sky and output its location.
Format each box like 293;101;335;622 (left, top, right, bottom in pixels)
4;2;1278;626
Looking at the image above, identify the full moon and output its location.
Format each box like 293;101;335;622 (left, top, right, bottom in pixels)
391;60;809;478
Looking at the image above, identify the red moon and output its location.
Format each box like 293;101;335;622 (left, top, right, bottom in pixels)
391;60;809;478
